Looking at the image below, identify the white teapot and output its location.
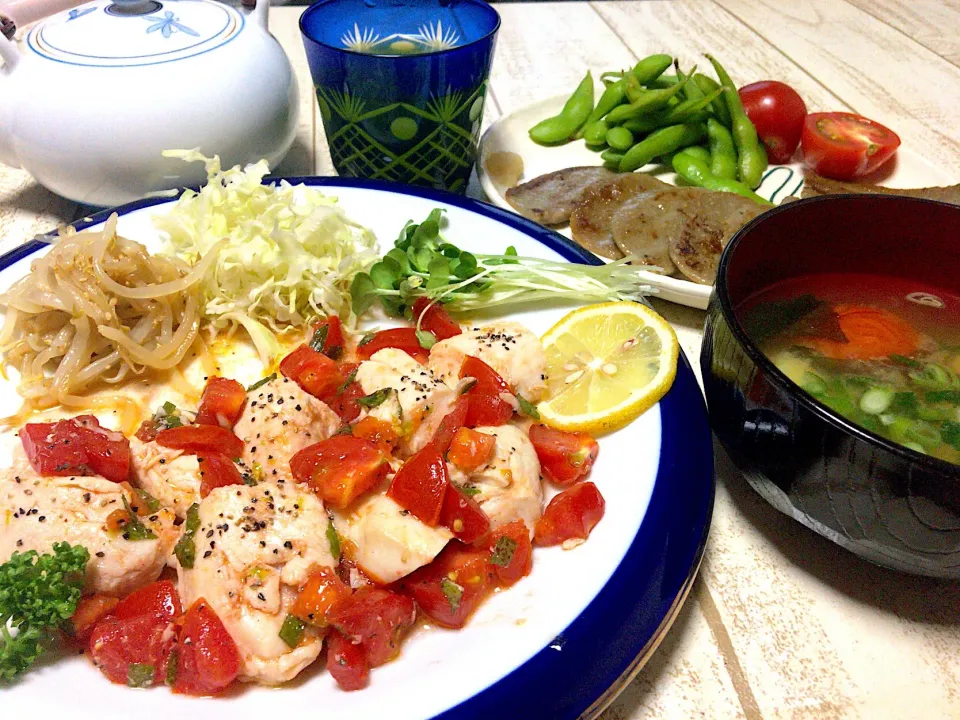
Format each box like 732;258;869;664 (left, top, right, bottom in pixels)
0;0;298;206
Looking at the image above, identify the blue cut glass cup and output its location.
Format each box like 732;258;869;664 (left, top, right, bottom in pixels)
300;0;500;194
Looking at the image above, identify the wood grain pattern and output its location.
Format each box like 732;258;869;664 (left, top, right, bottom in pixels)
843;0;960;67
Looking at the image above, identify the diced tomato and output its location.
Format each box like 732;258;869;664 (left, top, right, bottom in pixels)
327;586;416;667
89;613;175;687
197;453;244;497
486;520;533;587
534;482;606;547
114;580;182;622
386;445;449;526
290;567;351;626
290;436;389;509
352;416;399;453
439;485;490;544
154;425;244;460
459;356;513;427
327;362;365;424
412;297;462;341
313;315;346;360
70;595;120;642
20;415;131;483
171;599;241;696
134;419;160;443
447;427;495;472
356;328;429;364
326;628;369;691
279;345;345;400
430;396;469;454
528;424;599;486
194;377;247;428
395;542;495;629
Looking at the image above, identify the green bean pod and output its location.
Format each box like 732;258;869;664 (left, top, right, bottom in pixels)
583;119;610;146
606;126;635;151
604;77;690;125
529;71;595;145
693;73;732;127
619;123;705;172
706;118;738;180
671;150;772;205
705;55;767;188
578;78;627;137
630;54;674;85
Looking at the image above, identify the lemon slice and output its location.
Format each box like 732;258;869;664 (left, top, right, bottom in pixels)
537;302;679;434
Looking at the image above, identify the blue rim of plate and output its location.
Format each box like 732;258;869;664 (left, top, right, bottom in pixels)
7;177;715;720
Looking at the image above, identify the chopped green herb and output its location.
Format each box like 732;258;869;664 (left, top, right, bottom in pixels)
943;422;960;451
127;662;155;688
133;488;161;514
490;536;518;568
416;329;437;350
458;378;478;395
326;517;341;559
334;424;354;437
337;368;359;395
247;373;277;392
440;577;463;612
516;394;540;420
174;503;201;569
357;388;393;408
151;401;183;431
457;484;481;497
165;648;178;686
926;390;960;404
309;324;329;353
278;614;305;649
358;332;376;347
121;497;157;541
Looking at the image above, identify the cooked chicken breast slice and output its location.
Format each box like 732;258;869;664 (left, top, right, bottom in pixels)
0;465;177;596
233;377;340;482
332;490;452;585
176;481;336;685
429;322;548;403
129;437;200;519
355;348;457;457
451;425;542;534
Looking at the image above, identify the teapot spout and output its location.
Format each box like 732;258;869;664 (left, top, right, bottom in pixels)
252;0;270;31
0;34;21;167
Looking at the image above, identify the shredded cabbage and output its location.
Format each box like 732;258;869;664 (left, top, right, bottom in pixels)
155;151;378;363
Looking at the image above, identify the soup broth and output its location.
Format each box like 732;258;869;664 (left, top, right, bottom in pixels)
741;273;960;466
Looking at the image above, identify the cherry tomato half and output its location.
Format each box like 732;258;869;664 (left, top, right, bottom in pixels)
738;80;807;164
801;112;901;180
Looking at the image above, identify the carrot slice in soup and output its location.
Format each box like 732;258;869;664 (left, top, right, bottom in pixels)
800;304;920;361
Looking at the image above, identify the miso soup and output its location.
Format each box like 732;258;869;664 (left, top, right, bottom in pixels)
741;273;960;466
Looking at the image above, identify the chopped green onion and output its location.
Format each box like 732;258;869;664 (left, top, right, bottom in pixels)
278;614;306;649
859;388;894;415
516;395;540;420
357;388;393;408
490;536;518;568
943;421;960;451
903;442;927;454
127;662;155;688
247;373;277;392
120;497;156;541
174;503;201;569
908;363;956;390
889;354;922;368
440;577;463;612
905;420;942;449
309;324;329;353
800;371;827;396
926;390;960;405
326;517;341;560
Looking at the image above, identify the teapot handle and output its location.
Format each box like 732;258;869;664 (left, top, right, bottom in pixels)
252;0;270;31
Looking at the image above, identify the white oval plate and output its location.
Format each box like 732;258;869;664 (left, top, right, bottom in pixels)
478;94;958;309
0;178;714;720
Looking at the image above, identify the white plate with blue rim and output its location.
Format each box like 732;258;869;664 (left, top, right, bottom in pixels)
477;94;958;310
0;177;714;719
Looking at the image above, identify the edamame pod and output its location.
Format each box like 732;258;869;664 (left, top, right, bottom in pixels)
578;78;627;137
630;54;674;85
604;77;691;125
583;119;610;146
601;149;624;169
529;71;595;145
705;55;767;188
671;150;772;205
619;123;705;172
693;73;732;127
706;118;738;180
606;125;635;151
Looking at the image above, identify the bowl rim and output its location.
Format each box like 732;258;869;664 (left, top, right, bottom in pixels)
713;193;960;478
300;0;501;60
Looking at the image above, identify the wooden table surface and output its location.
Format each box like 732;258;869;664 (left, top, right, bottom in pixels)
3;2;960;718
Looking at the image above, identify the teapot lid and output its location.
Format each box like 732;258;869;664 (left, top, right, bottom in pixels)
25;0;245;68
